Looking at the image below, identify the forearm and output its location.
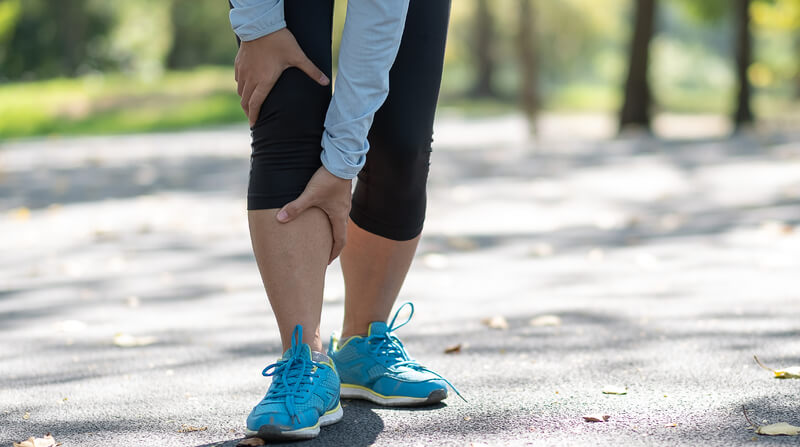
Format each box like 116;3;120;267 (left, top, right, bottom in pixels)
320;0;411;180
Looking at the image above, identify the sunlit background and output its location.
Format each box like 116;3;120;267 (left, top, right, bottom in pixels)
1;0;798;139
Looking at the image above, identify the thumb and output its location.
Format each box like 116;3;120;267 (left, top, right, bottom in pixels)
276;193;313;223
293;52;330;86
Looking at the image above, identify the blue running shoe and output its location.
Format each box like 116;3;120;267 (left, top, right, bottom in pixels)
245;325;343;441
328;302;465;407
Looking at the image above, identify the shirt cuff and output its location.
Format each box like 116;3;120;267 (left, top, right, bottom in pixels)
229;0;286;41
320;131;368;180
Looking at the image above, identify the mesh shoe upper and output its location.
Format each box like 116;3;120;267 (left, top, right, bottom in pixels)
329;302;465;401
247;326;340;432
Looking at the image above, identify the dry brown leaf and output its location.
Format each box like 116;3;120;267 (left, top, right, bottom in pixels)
529;315;561;327
583;414;610;422
10;207;31;221
760;220;794;236
237;438;266;446
444;343;462;354
743;405;800;436
754;355;800;379
756;422;800;436
447;236;478;250
113;333;157;347
482;315;509;330
178;424;207;433
601;385;628;395
13;434;57;447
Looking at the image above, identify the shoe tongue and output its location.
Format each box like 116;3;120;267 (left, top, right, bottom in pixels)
368;321;389;336
283;342;312;361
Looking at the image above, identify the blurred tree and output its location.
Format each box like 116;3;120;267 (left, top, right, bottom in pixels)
167;0;238;69
733;0;754;128
0;0;113;80
106;0;172;79
471;0;498;97
516;0;537;130
619;0;655;132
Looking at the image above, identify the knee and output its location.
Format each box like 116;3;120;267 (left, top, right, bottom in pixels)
366;128;432;182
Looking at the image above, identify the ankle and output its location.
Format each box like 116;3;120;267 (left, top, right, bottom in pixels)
339;329;367;340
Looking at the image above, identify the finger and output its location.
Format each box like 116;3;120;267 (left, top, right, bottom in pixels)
237;74;246;97
292;53;330;86
328;215;348;264
247;81;273;127
276;193;313;223
239;82;258;117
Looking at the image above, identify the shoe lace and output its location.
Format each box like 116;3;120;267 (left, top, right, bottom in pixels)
365;302;467;402
261;325;326;422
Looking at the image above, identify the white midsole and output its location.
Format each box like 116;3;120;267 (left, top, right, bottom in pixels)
244;403;342;439
340;385;439;406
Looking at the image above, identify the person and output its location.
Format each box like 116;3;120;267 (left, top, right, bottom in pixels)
228;0;461;441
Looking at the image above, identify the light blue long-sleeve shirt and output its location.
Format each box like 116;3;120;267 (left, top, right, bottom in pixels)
229;0;410;180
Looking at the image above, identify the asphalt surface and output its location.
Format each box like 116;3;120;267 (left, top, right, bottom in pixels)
1;116;799;446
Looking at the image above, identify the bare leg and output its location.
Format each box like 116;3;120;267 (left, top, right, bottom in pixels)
248;207;332;353
340;220;421;338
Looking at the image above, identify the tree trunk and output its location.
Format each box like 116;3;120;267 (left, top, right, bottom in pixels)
472;0;496;97
619;0;655;132
733;0;754;129
517;0;537;132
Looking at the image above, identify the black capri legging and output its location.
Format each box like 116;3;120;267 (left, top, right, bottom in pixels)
234;0;451;241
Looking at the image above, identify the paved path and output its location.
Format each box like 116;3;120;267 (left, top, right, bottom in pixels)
1;116;800;446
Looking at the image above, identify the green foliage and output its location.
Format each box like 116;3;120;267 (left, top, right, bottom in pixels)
167;0;238;69
673;0;729;22
0;0;115;80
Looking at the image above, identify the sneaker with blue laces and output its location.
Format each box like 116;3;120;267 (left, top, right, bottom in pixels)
245;325;343;441
328;302;465;407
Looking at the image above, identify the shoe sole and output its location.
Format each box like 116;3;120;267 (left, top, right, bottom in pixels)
244;402;343;441
340;384;447;407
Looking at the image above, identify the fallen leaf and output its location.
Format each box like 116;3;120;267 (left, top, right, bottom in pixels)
601;385;628;395
583;414;610;422
113;333;157;347
447;236;478;250
126;296;141;308
529;315;561;327
54;320;87;333
665;423;677;428
760;220;794;236
444;343;462;354
178;424;207;433
10;207;31;221
481;315;509;330
529;243;554;257
756;422;800;436
13;434;56;447
237;438;266;446
23;412;30;420
754;355;800;379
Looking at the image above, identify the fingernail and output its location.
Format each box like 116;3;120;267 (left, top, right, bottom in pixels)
277;210;288;221
321;74;330;85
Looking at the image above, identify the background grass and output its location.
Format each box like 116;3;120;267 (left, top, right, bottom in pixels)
1;65;798;140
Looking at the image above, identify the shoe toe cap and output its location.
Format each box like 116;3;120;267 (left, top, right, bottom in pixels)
246;405;318;431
